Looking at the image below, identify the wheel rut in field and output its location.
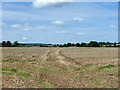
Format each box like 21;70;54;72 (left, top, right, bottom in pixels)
55;49;70;66
42;48;80;66
57;49;81;66
55;49;79;66
42;50;51;61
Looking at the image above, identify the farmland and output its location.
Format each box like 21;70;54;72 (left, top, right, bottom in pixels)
2;47;118;88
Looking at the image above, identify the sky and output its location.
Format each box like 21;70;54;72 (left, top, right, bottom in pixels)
2;1;118;44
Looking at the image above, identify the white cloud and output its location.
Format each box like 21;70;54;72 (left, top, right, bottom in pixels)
52;20;66;27
10;24;20;28
22;37;27;40
23;27;32;31
23;23;32;31
76;32;84;35
33;0;76;8
9;23;46;31
73;17;83;22
56;30;68;34
110;25;116;29
36;26;46;30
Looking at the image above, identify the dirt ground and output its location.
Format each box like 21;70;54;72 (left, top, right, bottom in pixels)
2;47;118;88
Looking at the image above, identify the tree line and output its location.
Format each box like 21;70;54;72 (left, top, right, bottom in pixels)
1;41;119;47
53;41;119;47
1;41;20;47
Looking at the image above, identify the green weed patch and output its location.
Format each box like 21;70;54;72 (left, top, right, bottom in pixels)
2;67;17;72
46;59;56;61
16;72;31;78
98;65;115;70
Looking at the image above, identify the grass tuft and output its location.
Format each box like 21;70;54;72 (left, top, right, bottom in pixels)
2;72;14;75
39;80;54;88
16;72;31;78
75;67;81;71
46;59;56;61
2;67;17;72
2;60;9;62
76;76;81;80
98;65;115;70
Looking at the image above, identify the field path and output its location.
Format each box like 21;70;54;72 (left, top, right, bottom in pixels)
57;48;81;67
42;50;51;61
42;48;79;66
56;48;74;66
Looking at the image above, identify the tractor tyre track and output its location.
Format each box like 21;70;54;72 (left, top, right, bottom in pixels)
56;49;80;66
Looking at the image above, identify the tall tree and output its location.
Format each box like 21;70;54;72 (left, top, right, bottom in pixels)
76;43;80;47
7;41;12;47
67;43;72;47
88;41;100;47
81;43;87;47
2;41;7;47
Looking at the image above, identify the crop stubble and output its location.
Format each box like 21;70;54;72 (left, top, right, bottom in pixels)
2;47;118;88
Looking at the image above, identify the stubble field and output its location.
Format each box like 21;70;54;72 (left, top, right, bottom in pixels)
2;47;118;88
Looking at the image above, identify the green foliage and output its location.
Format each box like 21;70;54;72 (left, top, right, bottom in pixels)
61;67;68;71
2;67;31;78
46;59;56;61
76;43;80;47
2;72;14;75
98;65;115;70
2;59;37;63
10;68;17;72
12;41;19;47
76;76;81;80
16;72;31;78
38;80;54;88
2;67;17;72
1;40;119;47
2;41;6;47
2;41;20;47
2;60;9;62
75;67;81;71
88;41;100;47
2;41;12;47
81;43;87;47
67;43;72;47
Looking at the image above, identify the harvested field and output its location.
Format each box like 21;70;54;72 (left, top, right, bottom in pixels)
2;47;118;88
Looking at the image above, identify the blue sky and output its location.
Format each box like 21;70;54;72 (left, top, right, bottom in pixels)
2;2;118;44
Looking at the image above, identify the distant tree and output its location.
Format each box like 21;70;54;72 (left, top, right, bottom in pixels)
2;41;6;47
63;44;68;47
12;41;19;47
109;44;111;47
99;42;104;45
76;43;80;47
6;41;12;47
53;45;57;47
81;43;87;47
67;43;72;47
114;42;116;47
71;43;75;46
88;41;100;47
0;43;1;47
59;45;63;47
107;41;111;45
56;44;60;47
